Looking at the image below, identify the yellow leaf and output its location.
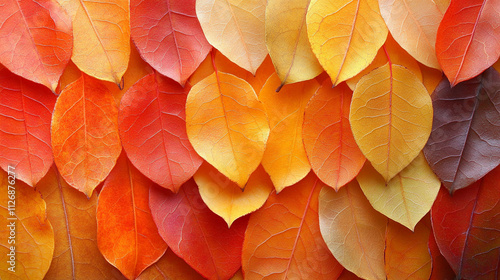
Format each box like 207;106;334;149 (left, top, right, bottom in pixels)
186;72;270;187
346;34;422;91
196;0;267;74
259;74;318;192
349;63;433;181
195;163;273;227
357;153;440;230
265;0;323;86
58;0;130;84
307;0;388;86
379;0;445;69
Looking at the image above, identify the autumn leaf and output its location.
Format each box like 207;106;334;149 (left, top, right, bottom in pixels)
118;72;202;192
0;0;72;91
186;71;269;188
131;0;211;85
357;153;440;230
149;179;248;280
259;73;317;191
338;270;363;280
38;166;126;280
429;230;456;280
350;62;433;181
97;154;167;279
136;249;205;280
265;0;322;86
436;0;500;86
51;74;122;197
385;219;432;280
58;0;130;84
306;0;388;85
302;81;365;191
194;163;272;227
346;34;423;91
242;173;343;280
424;67;500;193
0;68;56;186
431;166;500;280
419;63;444;95
379;0;445;69
0;170;54;280
196;0;267;74
319;180;387;280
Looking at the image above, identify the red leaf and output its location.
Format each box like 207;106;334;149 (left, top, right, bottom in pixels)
118;73;202;192
436;0;500;86
0;0;72;91
131;0;211;85
431;166;500;279
429;229;456;280
149;179;247;280
0;68;56;186
97;153;168;279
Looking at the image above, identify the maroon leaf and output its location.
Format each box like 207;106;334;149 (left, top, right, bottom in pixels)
424;67;500;193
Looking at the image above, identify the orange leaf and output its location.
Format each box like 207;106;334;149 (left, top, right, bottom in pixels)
306;0;388;85
149;180;248;280
186;71;269;187
379;0;444;69
136;249;205;280
0;68;56;186
319;181;387;280
338;270;363;280
196;0;267;74
131;0;211;85
242;173;343;280
419;63;443;94
0;169;54;280
118;73;202;192
259;74;318;191
38;166;126;280
51;74;122;197
97;154;168;279
303;81;365;190
0;0;72;91
385;219;432;280
436;0;500;86
59;0;130;84
194;163;272;227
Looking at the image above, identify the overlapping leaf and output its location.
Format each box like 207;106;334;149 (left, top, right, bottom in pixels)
424;67;500;193
385;220;432;280
149;179;248;280
242;173;344;280
0;0;72;91
307;0;388;85
194;163;272;227
0;68;56;186
196;0;267;74
379;0;444;69
265;0;322;86
431;166;500;280
51;74;122;197
303;81;365;190
436;0;500;86
38;167;126;280
186;71;269;188
259;74;317;191
97;154;167;279
136;249;205;280
131;0;211;85
58;0;130;83
319;181;387;280
0;170;54;280
119;72;202;192
429;230;456;280
350;63;433;181
357;153;440;230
